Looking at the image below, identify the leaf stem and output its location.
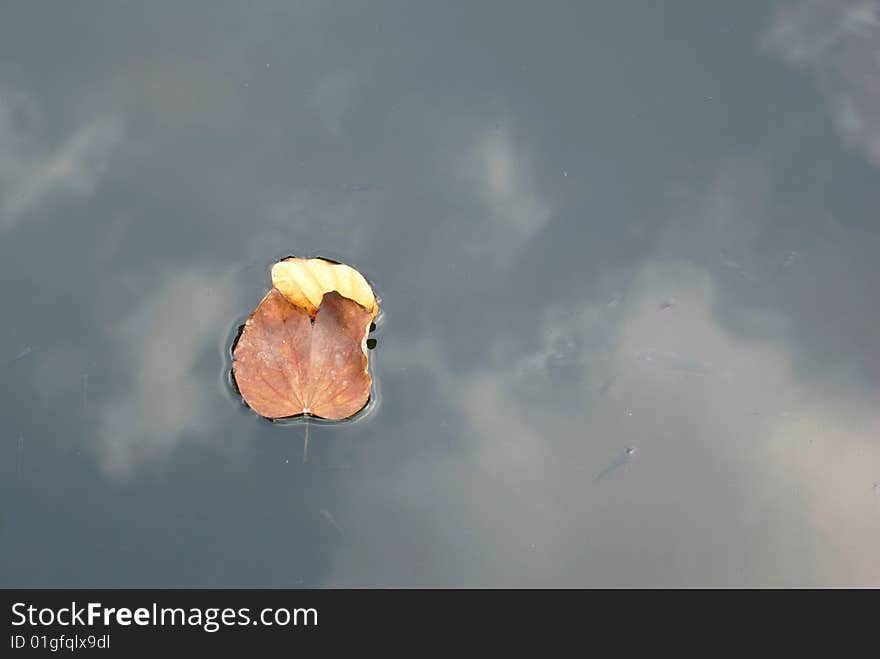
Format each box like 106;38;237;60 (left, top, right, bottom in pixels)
303;416;310;463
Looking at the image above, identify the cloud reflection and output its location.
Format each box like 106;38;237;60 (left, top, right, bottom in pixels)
96;267;242;479
765;0;880;168
322;162;880;586
310;71;359;138
461;126;552;260
0;88;122;230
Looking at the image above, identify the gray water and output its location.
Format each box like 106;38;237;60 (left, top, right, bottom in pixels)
1;1;879;587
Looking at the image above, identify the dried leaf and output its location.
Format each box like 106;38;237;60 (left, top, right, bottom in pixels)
271;257;378;320
233;289;374;420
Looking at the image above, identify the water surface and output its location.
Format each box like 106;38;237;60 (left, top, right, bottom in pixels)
1;1;879;587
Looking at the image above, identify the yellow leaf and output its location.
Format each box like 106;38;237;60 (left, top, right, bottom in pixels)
270;257;378;320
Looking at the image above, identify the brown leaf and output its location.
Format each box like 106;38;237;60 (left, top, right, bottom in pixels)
232;289;374;420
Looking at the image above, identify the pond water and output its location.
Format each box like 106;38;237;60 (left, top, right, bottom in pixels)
1;1;879;587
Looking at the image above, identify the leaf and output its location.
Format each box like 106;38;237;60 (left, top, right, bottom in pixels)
270;257;377;320
231;257;379;423
232;288;374;420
